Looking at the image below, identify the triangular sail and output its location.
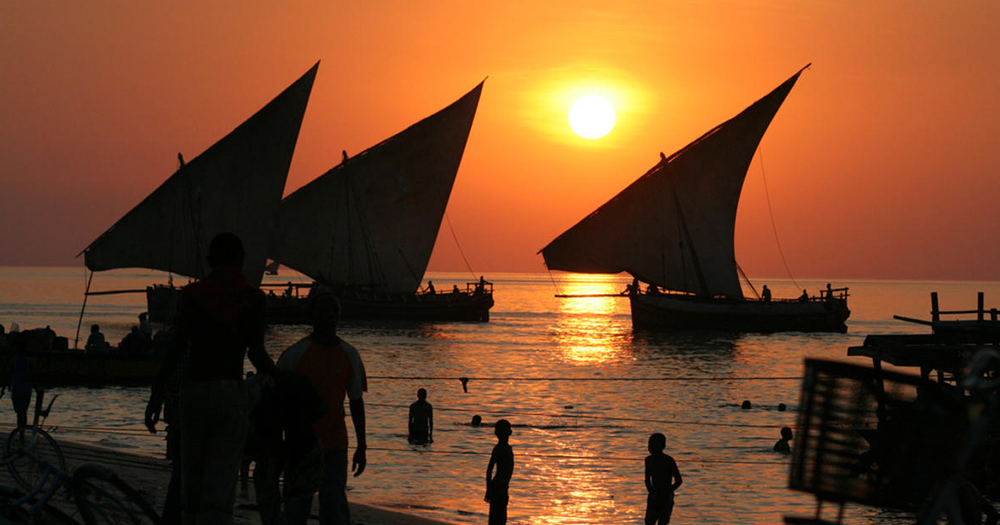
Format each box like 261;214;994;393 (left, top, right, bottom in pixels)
540;67;807;299
271;82;483;293
83;63;319;285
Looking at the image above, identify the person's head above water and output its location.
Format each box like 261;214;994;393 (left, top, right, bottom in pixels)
417;388;427;400
780;427;793;441
207;232;245;269
648;432;666;455
471;415;482;427
495;419;511;439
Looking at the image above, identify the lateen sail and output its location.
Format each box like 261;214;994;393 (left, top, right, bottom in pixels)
271;81;483;293
82;63;319;286
540;67;807;299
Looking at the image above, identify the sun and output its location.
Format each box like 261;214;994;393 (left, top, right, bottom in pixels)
568;95;616;139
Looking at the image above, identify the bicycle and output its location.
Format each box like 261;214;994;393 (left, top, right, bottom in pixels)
3;388;67;491
0;390;162;524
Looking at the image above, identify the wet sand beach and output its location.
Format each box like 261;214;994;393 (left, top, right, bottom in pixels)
0;434;457;525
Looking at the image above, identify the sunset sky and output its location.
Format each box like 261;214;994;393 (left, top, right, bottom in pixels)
2;1;998;281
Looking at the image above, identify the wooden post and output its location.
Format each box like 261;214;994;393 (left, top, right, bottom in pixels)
978;292;985;321
931;292;940;323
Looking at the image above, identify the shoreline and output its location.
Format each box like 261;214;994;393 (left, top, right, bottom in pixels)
1;434;458;525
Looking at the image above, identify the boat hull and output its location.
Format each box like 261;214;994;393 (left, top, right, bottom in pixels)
149;285;494;324
0;352;160;387
267;291;494;324
629;293;849;333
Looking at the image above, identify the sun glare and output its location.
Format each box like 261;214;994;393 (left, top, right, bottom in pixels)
568;95;616;139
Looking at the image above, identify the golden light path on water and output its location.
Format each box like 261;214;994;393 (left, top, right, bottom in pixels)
554;275;623;364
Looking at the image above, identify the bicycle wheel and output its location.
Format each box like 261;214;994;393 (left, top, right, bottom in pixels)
72;463;161;525
0;484;83;525
5;426;67;491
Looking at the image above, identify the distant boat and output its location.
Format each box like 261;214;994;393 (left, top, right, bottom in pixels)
267;81;493;323
80;63;319;324
540;65;849;332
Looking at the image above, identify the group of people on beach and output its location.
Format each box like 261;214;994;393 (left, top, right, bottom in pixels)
131;231;693;525
142;232;367;525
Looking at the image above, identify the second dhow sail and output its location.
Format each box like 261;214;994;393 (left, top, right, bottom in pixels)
82;63;319;320
270;82;493;322
541;66;850;332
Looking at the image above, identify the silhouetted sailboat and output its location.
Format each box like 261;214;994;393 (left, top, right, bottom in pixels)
80;63;319;324
540;66;849;332
267;81;493;323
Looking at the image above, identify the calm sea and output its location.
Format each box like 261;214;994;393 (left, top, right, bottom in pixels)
2;266;998;524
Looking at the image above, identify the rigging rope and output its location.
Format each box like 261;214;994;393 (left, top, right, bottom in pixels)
364;403;790;429
367;375;800;382
364;446;785;465
444;211;476;279
757;147;800;291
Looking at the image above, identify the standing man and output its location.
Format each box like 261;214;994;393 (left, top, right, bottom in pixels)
279;291;367;525
145;232;278;525
408;388;433;444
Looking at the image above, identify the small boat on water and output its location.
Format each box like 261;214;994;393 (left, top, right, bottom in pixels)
80;64;319;325
267;81;493;323
540;65;849;332
0;330;159;387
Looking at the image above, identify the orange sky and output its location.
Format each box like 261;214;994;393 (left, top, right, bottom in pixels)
1;1;998;281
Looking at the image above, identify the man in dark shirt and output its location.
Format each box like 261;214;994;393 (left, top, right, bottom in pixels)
145;232;278;525
645;432;682;525
408;388;433;444
485;419;514;525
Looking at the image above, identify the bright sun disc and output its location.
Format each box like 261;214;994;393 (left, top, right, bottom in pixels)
569;95;616;139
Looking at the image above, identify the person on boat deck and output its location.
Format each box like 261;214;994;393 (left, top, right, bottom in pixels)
453;285;461;294
426;281;436;295
761;285;772;302
85;324;110;354
277;290;367;525
773;427;793;453
177;152;185;168
624;278;639;295
475;276;487;295
646;284;661;295
145;232;279;525
798;289;809;302
284;282;294;298
0;324;9;353
139;312;153;339
408;388;433;444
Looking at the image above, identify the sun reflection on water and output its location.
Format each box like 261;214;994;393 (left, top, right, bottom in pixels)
552;274;630;364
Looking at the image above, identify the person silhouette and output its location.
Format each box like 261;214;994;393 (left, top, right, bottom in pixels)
145;232;278;524
85;324;110;354
761;285;772;302
471;415;483;427
485;419;514;525
798;289;809;302
645;432;682;525
408;388;433;444
10;345;31;428
426;281;436;295
774;427;793;453
278;291;367;525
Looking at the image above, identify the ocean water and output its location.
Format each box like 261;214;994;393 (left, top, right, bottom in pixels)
2;266;998;524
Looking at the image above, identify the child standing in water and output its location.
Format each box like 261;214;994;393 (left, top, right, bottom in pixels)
645;432;682;525
485;419;514;525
